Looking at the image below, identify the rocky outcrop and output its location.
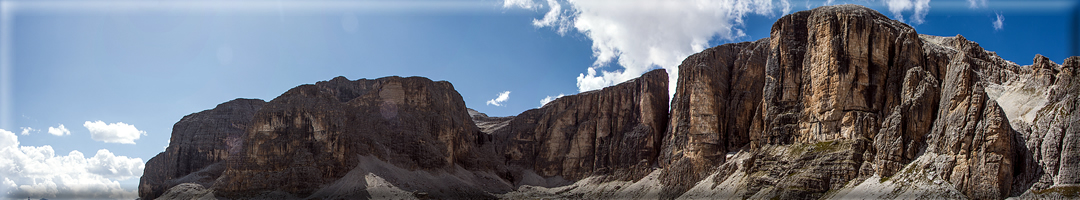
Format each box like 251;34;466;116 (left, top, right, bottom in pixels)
659;38;769;198
139;98;265;200
212;76;503;199
493;69;669;184
1012;56;1080;198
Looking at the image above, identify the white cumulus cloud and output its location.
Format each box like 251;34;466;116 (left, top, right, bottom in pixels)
506;0;787;97
539;93;566;107
0;129;143;199
486;91;512;106
992;12;1004;31
885;0;931;24
83;121;145;144
47;124;69;136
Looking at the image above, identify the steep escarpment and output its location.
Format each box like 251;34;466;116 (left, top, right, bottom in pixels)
142;4;1079;200
660;4;1077;200
213;76;505;199
139;98;265;200
658;38;769;198
492;69;669;185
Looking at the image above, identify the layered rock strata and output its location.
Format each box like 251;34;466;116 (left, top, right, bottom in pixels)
492;69;669;184
212;76;502;199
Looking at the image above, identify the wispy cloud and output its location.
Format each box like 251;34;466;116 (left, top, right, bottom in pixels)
486;91;512;106
967;0;988;8
993;12;1004;30
0;129;143;199
83;121;145;144
18;127;36;136
503;0;540;10
47;124;69;136
539;93;565;107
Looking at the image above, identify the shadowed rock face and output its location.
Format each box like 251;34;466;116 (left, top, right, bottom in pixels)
211;76;500;199
139;98;265;200
491;69;669;183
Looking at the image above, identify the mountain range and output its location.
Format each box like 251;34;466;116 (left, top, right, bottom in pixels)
139;4;1079;199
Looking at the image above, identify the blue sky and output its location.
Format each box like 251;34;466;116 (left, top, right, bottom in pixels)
0;0;1076;199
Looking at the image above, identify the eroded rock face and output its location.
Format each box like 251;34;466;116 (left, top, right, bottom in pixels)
139;98;265;200
493;69;669;183
760;4;923;147
659;38;769;198
213;76;499;199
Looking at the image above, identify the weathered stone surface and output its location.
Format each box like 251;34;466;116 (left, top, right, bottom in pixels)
873;66;938;178
760;5;923;147
213;76;500;199
493;69;668;184
659;38;769;198
139;98;265;200
1011;55;1080;197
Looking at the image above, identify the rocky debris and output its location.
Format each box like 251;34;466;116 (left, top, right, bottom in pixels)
212;76;502;199
492;69;669;184
157;183;218;200
139;98;265;200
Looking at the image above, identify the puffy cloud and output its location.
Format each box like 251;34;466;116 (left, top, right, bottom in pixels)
992;12;1004;31
507;0;787;96
47;124;70;136
19;127;36;136
83;121;145;144
885;0;931;24
0;129;143;199
0;129;16;149
539;93;566;107
486;91;512;107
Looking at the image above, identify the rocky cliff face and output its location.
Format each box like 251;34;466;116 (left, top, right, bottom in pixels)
661;4;1077;199
213;76;504;199
658;38;769;198
139;98;265;200
143;4;1079;200
492;69;669;184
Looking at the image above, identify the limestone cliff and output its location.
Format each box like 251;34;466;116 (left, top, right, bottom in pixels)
139;98;265;200
492;69;669;184
141;4;1080;200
